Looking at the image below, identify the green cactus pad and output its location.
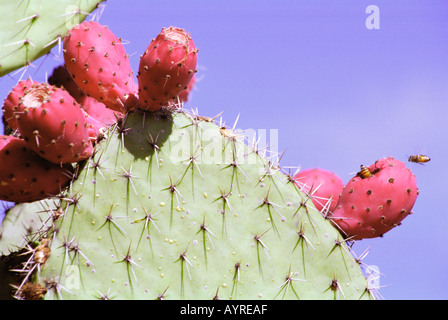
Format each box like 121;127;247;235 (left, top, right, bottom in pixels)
1;109;374;300
0;0;105;77
0;201;54;256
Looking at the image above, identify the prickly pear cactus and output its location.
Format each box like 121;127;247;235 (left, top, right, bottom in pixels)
0;108;375;300
0;0;105;77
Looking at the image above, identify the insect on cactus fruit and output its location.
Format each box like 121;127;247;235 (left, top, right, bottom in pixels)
0;21;378;300
330;157;418;240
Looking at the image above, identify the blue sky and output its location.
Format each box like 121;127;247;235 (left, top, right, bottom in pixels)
1;0;447;299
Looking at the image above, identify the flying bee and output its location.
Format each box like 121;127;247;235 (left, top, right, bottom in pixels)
357;165;372;179
408;154;430;165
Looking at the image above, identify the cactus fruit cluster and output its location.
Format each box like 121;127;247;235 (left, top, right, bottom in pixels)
295;159;418;240
330;158;418;240
0;13;421;300
47;65;120;140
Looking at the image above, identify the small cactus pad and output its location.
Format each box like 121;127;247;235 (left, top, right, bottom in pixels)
2;109;374;300
0;0;105;77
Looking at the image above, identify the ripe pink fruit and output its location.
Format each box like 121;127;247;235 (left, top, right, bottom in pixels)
63;21;138;113
177;74;196;104
48;65;85;102
78;94;120;125
294;168;344;213
331;157;418;240
137;26;198;111
13;82;94;164
81;109;105;139
49;65;120;126
0;135;73;203
3;79;39;131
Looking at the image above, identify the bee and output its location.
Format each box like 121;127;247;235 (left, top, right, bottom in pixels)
357;165;372;179
408;154;431;165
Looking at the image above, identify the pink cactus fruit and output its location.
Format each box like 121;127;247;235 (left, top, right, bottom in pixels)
63;21;138;113
294;168;344;213
0;135;73;203
177;74;196;104
137;26;198;111
3;79;40;131
78;94;120;125
81;108;105;139
48;65;120;125
13;82;94;164
330;157;418;240
48;65;86;102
